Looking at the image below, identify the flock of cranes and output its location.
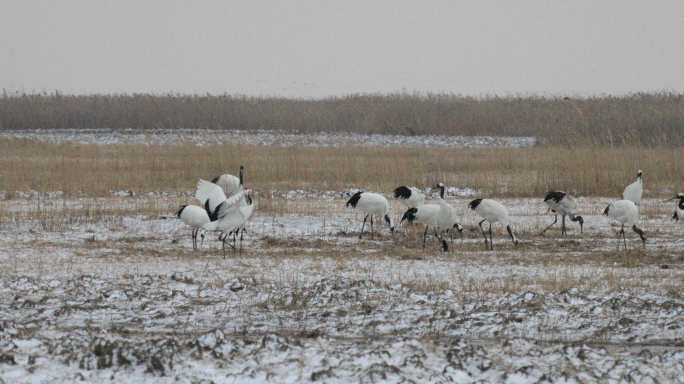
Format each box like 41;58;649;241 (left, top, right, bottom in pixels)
177;166;255;257
178;168;682;254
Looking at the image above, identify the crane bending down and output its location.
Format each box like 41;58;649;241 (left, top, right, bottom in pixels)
345;191;394;239
399;183;462;251
468;198;518;250
401;204;447;250
540;191;584;236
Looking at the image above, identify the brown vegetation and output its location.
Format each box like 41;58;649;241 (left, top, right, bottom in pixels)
1;92;683;146
0;139;682;197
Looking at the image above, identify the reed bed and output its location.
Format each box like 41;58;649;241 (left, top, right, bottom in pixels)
2;92;683;147
0;139;682;198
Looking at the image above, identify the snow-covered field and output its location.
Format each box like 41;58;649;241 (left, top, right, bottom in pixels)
0;128;537;148
1;194;683;383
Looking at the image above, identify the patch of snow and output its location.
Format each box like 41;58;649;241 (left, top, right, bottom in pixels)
0;128;537;148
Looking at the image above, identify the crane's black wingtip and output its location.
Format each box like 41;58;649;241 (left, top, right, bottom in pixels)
176;205;188;218
394;186;412;199
400;207;418;223
346;191;363;208
468;199;483;210
544;191;566;203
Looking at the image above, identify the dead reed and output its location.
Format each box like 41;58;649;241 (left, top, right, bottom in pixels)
0;139;682;198
1;92;683;147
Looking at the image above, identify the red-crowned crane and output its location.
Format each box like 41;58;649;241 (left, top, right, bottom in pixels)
176;205;210;250
468;198;518;250
345;191;394;239
399;183;462;251
195;179;255;257
540;191;584;236
603;199;646;250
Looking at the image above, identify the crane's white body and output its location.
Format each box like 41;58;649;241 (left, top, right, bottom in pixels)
471;199;511;225
212;166;251;239
605;200;639;226
623;170;643;207
469;198;518;250
177;204;210;249
544;192;578;216
603;199;646;249
203;202;255;234
400;203;450;251
346;191;394;238
394;186;426;208
350;192;391;216
195;180;251;233
407;204;441;226
178;205;210;228
433;197;462;232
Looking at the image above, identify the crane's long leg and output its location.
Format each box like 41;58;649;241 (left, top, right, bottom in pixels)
239;227;246;251
191;228;197;250
617;225;626;251
359;214;369;239
478;219;488;247
423;226;429;249
232;231;237;253
539;215;557;236
489;223;494;251
506;225;517;246
370;215;374;239
561;215;567;236
632;225;646;248
434;228;448;252
615;227;621;251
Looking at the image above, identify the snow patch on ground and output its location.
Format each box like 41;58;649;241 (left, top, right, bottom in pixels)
1;196;683;382
0;128;537;148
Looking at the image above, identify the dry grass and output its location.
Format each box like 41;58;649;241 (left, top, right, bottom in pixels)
0;139;682;198
2;92;684;146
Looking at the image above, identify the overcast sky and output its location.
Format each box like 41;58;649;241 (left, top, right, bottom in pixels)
1;1;683;98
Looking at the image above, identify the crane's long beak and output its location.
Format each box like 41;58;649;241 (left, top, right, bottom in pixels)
661;197;676;203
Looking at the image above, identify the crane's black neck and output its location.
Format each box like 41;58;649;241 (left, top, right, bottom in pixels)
239;166;244;186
